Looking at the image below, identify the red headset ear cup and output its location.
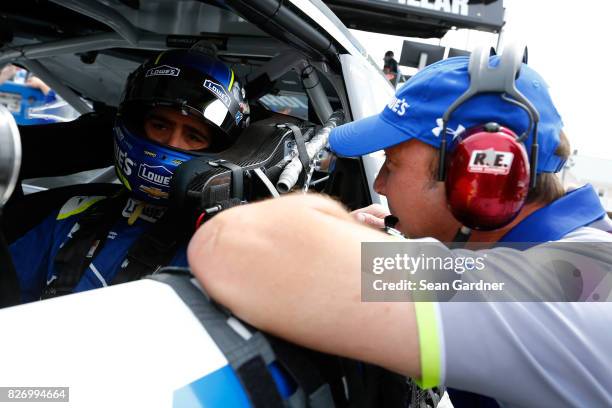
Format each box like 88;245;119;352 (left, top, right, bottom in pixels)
445;126;530;231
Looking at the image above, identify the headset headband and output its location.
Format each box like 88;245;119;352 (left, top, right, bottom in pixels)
438;44;540;188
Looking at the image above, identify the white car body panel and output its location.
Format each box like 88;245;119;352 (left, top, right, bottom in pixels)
340;53;394;204
289;0;363;57
0;280;227;407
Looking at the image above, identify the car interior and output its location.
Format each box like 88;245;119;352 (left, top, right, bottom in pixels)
0;0;374;244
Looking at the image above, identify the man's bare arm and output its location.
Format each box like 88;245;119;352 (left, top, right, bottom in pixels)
188;194;421;378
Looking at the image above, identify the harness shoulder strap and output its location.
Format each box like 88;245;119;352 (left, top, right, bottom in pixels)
56;196;106;221
43;190;128;299
47;192;189;298
111;210;187;285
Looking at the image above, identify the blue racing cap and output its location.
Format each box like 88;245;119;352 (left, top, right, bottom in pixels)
330;56;565;173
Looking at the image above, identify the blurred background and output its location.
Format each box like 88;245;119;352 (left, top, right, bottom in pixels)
1;0;610;209
341;0;612;210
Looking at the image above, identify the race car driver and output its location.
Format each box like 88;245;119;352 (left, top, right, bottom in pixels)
187;48;612;407
10;46;250;302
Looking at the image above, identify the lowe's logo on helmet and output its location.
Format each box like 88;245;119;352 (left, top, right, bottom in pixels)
115;143;135;176
138;164;173;187
146;65;180;77
203;79;231;107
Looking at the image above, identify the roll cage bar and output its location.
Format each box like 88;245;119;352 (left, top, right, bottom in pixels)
0;0;347;123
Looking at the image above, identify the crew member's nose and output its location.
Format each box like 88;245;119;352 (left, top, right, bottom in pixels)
374;165;388;196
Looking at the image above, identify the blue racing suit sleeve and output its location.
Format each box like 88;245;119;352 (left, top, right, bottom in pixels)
9;213;59;302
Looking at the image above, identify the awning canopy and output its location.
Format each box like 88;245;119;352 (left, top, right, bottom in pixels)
323;0;505;38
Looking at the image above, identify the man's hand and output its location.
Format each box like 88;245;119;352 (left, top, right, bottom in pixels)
26;76;51;95
0;64;17;84
351;203;390;229
188;194;421;378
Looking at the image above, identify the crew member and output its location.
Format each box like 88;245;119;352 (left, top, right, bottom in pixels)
187;48;612;407
383;51;399;85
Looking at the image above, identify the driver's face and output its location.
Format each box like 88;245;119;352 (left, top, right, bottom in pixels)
144;107;213;151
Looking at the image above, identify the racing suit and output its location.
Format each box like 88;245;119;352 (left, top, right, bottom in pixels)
10;194;188;303
412;184;612;407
